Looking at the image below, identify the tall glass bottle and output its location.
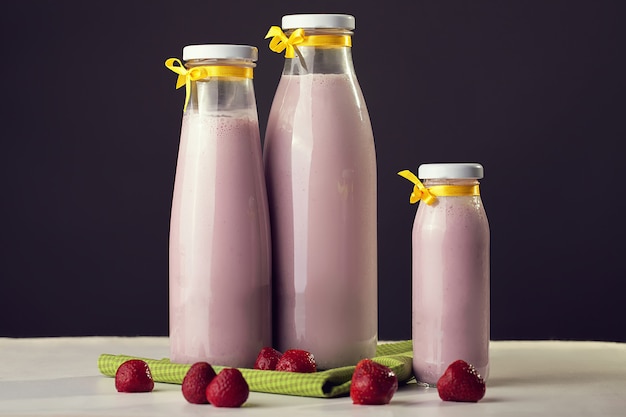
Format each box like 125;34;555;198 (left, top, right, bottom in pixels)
399;163;490;385
165;45;271;368
263;14;377;369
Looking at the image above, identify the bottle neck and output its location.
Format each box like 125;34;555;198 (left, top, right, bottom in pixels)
281;29;355;75
184;59;257;115
422;178;482;202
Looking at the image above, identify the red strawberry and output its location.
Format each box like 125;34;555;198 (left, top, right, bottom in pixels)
275;349;316;373
437;359;486;402
206;368;249;408
115;359;154;393
254;347;283;370
181;362;217;404
350;359;398;405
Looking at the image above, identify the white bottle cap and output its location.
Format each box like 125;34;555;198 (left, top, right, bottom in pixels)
182;44;258;61
281;14;355;30
418;163;484;179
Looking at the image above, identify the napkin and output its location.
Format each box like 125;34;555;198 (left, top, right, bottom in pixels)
98;340;413;398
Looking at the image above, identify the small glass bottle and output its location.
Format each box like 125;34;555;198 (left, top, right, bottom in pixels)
263;14;378;369
165;45;271;367
399;163;490;385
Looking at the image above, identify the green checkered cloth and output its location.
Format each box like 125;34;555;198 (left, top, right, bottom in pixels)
98;340;413;398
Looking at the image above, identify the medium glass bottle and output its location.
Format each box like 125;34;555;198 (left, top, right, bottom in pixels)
263;14;378;369
399;163;490;385
165;45;271;367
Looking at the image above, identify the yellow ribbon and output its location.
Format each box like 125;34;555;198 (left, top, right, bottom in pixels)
304;35;352;48
397;170;480;205
265;26;305;58
265;27;352;58
164;58;253;112
397;170;437;205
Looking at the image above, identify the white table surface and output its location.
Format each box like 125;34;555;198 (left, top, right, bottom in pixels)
1;337;625;416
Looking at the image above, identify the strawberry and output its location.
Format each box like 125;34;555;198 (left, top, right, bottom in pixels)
275;349;316;373
437;359;486;402
115;359;154;393
350;359;398;405
206;368;249;408
254;347;283;370
181;362;217;404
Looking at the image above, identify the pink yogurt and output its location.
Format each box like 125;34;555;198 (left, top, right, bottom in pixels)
264;73;378;369
169;113;271;368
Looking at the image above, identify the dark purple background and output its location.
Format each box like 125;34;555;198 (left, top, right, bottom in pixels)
1;0;624;341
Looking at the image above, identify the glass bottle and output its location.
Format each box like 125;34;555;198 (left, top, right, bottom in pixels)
263;14;377;370
165;45;271;367
399;163;490;385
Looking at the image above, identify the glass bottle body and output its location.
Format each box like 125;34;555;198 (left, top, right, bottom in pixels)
169;58;271;367
264;30;378;370
412;178;490;385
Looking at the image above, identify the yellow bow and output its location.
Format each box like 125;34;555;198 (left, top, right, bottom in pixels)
397;170;437;205
164;58;212;112
265;26;305;58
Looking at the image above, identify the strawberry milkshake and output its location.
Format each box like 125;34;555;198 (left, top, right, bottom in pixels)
167;45;271;368
405;163;490;385
264;14;378;369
